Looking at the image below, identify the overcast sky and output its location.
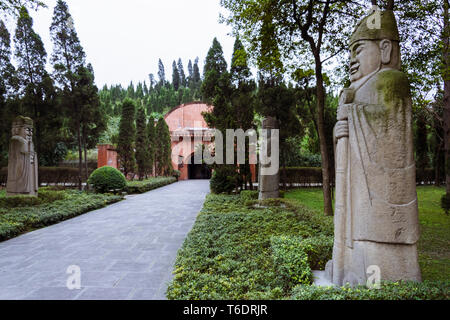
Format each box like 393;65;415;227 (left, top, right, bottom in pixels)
21;0;236;88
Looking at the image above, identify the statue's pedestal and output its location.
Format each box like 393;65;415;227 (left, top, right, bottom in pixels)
312;270;334;287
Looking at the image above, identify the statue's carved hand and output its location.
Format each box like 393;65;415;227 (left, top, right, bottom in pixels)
337;103;352;121
335;120;349;139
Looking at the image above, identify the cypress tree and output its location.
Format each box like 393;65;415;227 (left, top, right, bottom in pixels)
155;117;172;176
187;59;193;84
158;59;165;86
178;58;186;87
230;36;256;189
147;116;156;176
193;57;201;84
172;60;180;91
50;0;87;188
117;98;136;178
135;106;151;179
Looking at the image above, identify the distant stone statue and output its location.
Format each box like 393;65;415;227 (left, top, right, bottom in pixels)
6;116;38;197
325;9;421;286
259;116;279;200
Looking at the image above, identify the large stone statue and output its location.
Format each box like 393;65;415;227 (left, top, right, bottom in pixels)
325;9;421;286
6;116;38;197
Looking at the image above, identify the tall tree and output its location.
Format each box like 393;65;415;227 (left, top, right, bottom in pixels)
230;36;256;189
172;60;180;91
117;98;136;178
135;106;151;179
155;117;172;176
178;58;186;87
14;6;51;164
193;56;201;84
0;19;16;166
221;0;364;215
0;0;45;16
50;0;87;188
187;59;193;84
158;58;165;86
147;116;156;176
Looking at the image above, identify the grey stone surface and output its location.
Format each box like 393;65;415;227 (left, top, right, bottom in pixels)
326;8;421;286
258;116;280;200
0;180;209;300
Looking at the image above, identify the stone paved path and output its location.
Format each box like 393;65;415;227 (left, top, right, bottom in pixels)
0;180;210;300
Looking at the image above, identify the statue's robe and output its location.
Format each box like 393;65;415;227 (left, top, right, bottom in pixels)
6;135;38;196
326;68;422;286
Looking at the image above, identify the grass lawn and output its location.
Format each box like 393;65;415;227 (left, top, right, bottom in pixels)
285;186;450;282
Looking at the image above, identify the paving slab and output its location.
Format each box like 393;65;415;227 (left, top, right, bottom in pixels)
0;180;210;300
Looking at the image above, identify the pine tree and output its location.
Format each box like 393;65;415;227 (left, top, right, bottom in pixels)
0;19;16;99
178;58;186;87
172;60;180;91
0;19;16;166
117;98;136;178
14;6;57;166
230;36;256;189
50;0;87;188
75;63;105;183
147;116;156;176
155;117;172;176
193;57;201;84
158;59;165;86
135;106;151;179
187;59;193;84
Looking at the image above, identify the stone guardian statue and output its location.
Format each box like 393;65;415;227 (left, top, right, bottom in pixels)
325;8;421;286
6;116;38;197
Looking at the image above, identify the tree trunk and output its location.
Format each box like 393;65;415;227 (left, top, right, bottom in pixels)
77;123;82;190
83;129;89;190
315;59;333;216
444;0;450;194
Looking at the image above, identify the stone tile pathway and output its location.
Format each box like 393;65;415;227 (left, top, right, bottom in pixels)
0;180;210;300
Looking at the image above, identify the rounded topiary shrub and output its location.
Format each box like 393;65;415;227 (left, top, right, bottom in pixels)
88;166;127;193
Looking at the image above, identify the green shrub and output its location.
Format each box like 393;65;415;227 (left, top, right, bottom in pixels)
210;166;240;194
291;281;450;300
441;193;450;215
271;235;313;289
172;170;181;181
126;177;176;194
0;188;66;208
88;166;127;193
240;190;258;203
299;235;333;270
0;190;123;241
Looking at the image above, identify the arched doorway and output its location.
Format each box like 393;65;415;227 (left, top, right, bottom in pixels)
187;153;212;179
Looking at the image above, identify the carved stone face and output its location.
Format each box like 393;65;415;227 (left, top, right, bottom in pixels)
12;125;26;138
349;40;381;82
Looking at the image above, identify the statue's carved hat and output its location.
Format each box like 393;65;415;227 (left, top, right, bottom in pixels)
12;116;33;127
350;9;399;47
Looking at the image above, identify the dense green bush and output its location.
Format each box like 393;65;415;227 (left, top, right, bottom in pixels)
0;190;123;241
172;170;181;181
167;193;330;300
299;235;333;270
0;188;66;208
240;190;258;203
441;193;450;215
88;166;127;193
271;235;313;289
210;166;240;194
291;281;450;300
126;177;176;194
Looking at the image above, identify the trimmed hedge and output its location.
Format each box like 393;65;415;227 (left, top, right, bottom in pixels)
0;190;123;242
271;235;313;290
0;188;66;208
126;177;176;194
291;281;450;300
0;166;94;186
